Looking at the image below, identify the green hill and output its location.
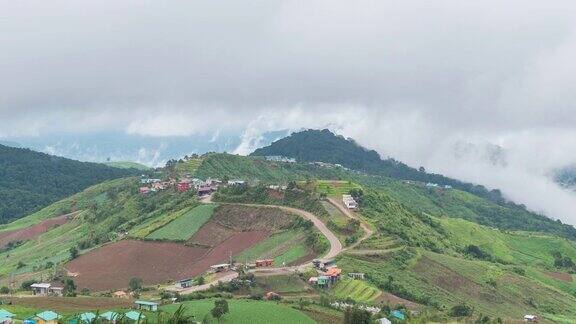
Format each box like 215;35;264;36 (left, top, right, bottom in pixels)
104;161;151;171
0;144;139;223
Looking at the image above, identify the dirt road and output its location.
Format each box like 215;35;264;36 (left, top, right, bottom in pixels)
327;197;374;249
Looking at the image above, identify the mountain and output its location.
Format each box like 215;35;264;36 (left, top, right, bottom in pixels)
252;129;509;203
252;129;576;239
0;144;139;223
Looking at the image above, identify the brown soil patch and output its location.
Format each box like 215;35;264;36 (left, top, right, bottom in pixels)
0;214;71;248
412;255;483;298
188;221;236;247
66;240;209;291
5;296;132;312
267;189;285;200
543;271;573;282
375;292;420;310
212;205;295;231
67;231;270;291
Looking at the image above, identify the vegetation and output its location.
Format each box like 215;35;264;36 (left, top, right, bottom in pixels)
0;144;138;223
332;279;381;302
146;204;216;241
160;299;315;324
104;161;151;170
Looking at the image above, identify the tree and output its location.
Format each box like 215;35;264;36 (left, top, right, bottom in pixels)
195;276;205;285
344;306;372;324
63;278;77;297
129;277;143;291
69;246;79;260
450;303;473;317
211;299;229;322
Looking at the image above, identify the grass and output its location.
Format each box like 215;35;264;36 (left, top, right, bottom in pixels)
251;274;310;294
314;180;362;198
332;279;381;302
146;204;216;241
104;161;151;170
160;299;315;324
235;229;311;266
320;201;348;227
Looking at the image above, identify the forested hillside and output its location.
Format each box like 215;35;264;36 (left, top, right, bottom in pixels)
0;144;138;223
251;129;506;204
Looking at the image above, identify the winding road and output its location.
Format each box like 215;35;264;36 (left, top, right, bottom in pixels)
172;195;368;294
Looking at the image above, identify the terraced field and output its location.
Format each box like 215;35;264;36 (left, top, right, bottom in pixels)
333;279;381;302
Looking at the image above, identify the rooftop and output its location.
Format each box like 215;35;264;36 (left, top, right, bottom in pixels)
135;300;159;306
125;311;146;321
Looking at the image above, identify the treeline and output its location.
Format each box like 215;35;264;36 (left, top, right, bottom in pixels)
0;144;139;223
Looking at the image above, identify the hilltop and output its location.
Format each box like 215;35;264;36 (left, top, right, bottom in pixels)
251;129;576;240
0;144;139;223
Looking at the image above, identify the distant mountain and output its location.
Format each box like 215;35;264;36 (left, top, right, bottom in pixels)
6;130;289;167
555;165;576;190
0;144;139;223
251;129;506;203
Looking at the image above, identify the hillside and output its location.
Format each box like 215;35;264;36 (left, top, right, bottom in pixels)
0;144;139;223
251;129;576;240
104;161;151;171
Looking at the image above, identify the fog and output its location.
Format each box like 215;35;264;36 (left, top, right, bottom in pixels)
2;1;576;223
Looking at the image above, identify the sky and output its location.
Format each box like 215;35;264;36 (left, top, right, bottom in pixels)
2;1;576;223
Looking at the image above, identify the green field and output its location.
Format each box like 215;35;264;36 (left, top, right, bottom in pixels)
314;180;362;197
332;279;381;302
146;204;216;241
236;229;310;266
320;201;348;227
251;274;310;294
160;299;315;324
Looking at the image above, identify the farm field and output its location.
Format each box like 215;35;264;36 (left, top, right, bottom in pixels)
332;279;381;303
250;274;311;295
320;201;348;228
160;299;315;324
0;212;72;248
314;180;362;197
146;204;216;241
235;229;312;266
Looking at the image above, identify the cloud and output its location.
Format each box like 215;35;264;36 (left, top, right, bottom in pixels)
3;0;576;223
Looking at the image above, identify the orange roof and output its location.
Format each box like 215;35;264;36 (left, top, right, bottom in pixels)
325;267;342;276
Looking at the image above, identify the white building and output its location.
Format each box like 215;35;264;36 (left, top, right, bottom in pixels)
342;194;358;209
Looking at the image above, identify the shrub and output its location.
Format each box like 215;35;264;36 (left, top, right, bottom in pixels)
450;303;473;317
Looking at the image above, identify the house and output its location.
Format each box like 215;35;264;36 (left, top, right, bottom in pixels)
31;283;51;295
177;182;190;192
308;277;318;285
0;309;15;324
210;263;230;272
227;180;245;186
78;312;96;324
99;311;119;323
523;315;538;322
139;187;150;195
135;300;159;312
255;259;274;267
317;276;330;287
113;290;129;299
32;311;61;324
324;267;342;283
376;318;392;324
342;195;358;209
321;259;336;270
124;311;145;322
49;286;63;297
175;278;193;289
390;310;406;321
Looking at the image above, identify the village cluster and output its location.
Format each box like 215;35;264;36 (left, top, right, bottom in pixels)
138;175;245;196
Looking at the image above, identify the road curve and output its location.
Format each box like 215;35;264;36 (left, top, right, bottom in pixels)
326;197;374;249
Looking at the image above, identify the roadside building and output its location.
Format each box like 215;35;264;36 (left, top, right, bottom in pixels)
0;309;15;324
255;259;274;267
348;272;365;280
32;311;61;324
175;278;193;289
523;315;538;322
210;263;230;273
324;267;342;283
135;300;159;312
124;311;145;322
113;290;129;299
342;194;358;209
99;311;119;323
308;277;318;285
